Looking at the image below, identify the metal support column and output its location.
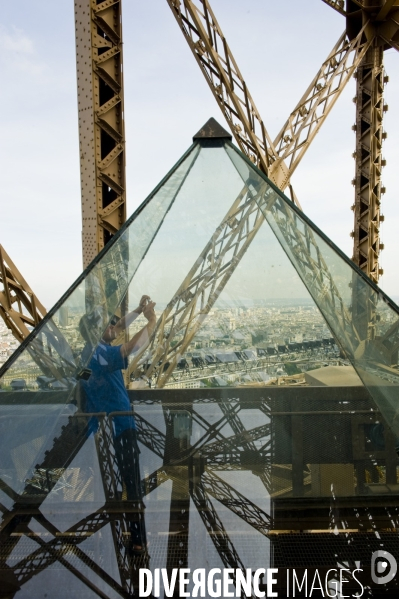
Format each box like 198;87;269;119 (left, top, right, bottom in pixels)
351;45;387;283
75;0;127;268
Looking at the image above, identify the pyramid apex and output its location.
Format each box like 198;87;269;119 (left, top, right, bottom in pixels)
193;117;232;142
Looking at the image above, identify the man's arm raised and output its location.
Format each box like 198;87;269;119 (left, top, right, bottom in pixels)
114;295;151;334
120;301;156;359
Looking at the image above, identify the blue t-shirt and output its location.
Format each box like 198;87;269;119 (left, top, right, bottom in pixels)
81;341;136;437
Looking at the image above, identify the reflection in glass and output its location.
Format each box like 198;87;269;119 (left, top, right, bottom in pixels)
1;127;399;597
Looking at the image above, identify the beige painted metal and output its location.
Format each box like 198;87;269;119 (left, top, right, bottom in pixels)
128;180;359;388
125;0;373;387
321;0;347;15
346;0;399;281
272;29;370;186
129;0;397;388
75;0;126;268
167;0;280;178
168;0;398;285
167;0;370;193
351;46;386;283
0;245;46;343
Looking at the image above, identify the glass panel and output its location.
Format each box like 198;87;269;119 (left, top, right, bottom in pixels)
124;146;339;393
0;144;200;390
1;137;399;597
226;143;399;439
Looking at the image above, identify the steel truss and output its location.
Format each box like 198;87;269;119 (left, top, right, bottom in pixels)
0;398;274;597
1;2;398;349
121;1;386;389
167;0;370;193
167;0;399;283
75;0;127;268
0;245;46;343
352;46;386;283
191;482;257;599
129;182;269;386
321;0;346;15
128;167;367;389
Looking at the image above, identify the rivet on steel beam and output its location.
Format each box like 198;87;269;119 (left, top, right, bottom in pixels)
350;231;355;238
379;243;384;250
380;215;385;222
351;124;357;132
383;104;388;112
378;268;384;275
381;159;387;167
382;131;387;140
381;186;386;194
384;75;389;84
351;179;356;186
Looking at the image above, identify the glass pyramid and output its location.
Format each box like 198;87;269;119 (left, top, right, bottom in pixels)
0;119;398;597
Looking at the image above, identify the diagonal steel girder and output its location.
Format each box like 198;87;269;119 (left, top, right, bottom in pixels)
0;245;46;343
200;422;271;460
191;480;257;599
218;400;271;492
128;182;268;386
321;0;347;15
0;413;158;597
3;401;277;595
167;0;371;191
3;403;262;592
129;166;362;388
201;470;271;535
12;522;128;599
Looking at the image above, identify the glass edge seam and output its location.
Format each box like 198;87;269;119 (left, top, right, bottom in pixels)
0;143;199;379
225;141;399;316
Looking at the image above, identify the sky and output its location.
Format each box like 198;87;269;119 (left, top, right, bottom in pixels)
0;0;398;308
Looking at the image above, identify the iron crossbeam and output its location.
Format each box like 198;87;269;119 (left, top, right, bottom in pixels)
95;417;149;596
201;471;271;535
273;27;371;185
168;0;370;194
167;0;279;176
320;0;347;15
218;400;271;491
129;169;366;388
201;422;271;459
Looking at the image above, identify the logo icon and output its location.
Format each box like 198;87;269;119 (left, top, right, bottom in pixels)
371;550;397;585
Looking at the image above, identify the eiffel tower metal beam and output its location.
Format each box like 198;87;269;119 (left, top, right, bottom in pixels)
0;245;46;343
201;471;271;535
75;0;127;267
167;0;370;192
191;481;256;599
